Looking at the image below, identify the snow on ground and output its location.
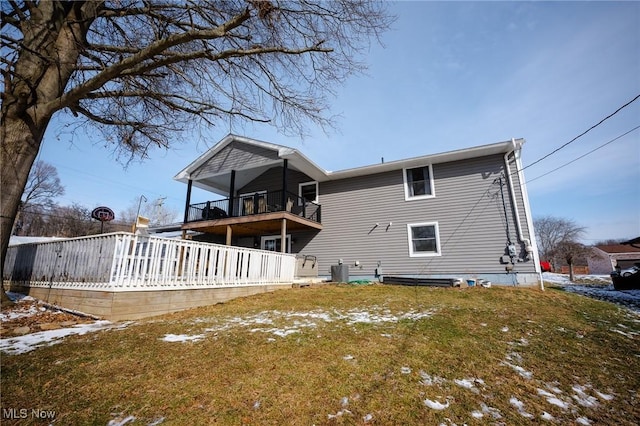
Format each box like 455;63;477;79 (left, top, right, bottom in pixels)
0;320;123;355
543;272;640;314
0;295;41;321
162;306;439;343
1;281;633;424
1;292;131;355
162;303;623;424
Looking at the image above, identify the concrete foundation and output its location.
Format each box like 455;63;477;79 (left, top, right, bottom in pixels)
5;283;293;321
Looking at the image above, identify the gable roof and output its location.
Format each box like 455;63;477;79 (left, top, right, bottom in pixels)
175;134;525;195
595;244;640;254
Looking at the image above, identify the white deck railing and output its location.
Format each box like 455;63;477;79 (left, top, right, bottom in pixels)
3;233;296;292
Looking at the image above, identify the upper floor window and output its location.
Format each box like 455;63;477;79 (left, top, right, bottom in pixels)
299;181;318;204
403;165;435;201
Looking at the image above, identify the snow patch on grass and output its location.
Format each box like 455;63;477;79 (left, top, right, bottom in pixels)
423;398;449;410
161;333;205;343
1;321;123;355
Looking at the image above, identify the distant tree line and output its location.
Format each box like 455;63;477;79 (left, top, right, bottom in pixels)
16;203;131;238
13;161;176;238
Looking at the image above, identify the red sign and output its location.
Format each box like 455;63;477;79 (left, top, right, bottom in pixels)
91;206;115;222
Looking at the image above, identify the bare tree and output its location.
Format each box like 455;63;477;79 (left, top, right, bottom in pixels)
120;196;179;226
54;204;96;237
14;161;65;235
0;1;392;304
551;240;591;282
534;216;586;264
21;203;130;236
21;161;65;208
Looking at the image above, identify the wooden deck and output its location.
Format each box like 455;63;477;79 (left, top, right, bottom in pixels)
3;232;297;319
182;210;322;236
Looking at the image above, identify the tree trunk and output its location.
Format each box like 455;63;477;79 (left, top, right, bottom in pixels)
1;115;48;304
1;2;94;304
568;262;575;283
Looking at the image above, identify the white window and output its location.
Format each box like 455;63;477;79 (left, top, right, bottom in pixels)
261;235;291;253
407;222;441;257
298;181;318;204
403;165;435;201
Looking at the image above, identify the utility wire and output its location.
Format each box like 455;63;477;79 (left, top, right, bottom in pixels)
527;125;640;184
521;93;640;173
50;162;183;205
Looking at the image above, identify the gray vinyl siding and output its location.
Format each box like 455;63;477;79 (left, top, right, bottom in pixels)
298;154;536;278
239;167;314;195
192;141;279;179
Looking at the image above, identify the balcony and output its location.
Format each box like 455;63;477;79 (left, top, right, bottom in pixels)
182;190;322;237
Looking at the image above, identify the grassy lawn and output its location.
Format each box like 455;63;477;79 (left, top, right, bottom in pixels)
2;284;639;425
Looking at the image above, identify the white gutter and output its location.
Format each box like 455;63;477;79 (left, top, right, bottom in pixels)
504;138;544;290
513;141;544;290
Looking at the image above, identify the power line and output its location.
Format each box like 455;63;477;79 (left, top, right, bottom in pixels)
49;162;184;205
521;93;640;173
527;125;640;184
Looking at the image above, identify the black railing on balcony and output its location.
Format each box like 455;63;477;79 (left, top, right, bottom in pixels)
186;190;321;224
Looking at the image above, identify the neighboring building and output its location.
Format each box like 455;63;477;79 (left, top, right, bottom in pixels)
174;134;541;285
588;240;640;274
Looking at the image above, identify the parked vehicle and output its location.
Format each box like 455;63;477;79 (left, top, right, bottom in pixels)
540;261;552;272
610;263;640;290
619;264;640;277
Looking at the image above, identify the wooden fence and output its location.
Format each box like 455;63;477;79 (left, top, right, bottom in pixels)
560;265;590;275
3;232;296;292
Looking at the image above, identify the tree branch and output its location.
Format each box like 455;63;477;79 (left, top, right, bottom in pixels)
51;7;253;112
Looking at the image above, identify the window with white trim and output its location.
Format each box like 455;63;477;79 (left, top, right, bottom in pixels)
407;222;441;257
403;165;434;200
261;235;291;253
299;181;318;204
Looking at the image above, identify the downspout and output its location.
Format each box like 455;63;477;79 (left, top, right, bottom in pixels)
503;145;525;244
504;139;544;290
514;142;545;291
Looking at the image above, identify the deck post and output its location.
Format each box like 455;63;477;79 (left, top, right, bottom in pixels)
282;159;288;209
229;170;236;216
183;179;193;223
226;225;232;246
281;218;287;253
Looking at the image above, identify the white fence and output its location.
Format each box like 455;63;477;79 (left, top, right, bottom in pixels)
3;233;296;292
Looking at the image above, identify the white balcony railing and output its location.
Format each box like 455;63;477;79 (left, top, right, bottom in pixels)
3;233;296;292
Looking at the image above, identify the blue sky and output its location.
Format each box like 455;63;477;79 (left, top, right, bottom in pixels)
37;1;639;243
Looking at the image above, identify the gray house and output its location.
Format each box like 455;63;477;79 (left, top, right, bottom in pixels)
175;134;541;285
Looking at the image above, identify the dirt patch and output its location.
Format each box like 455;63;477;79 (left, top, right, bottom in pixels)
0;296;96;337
